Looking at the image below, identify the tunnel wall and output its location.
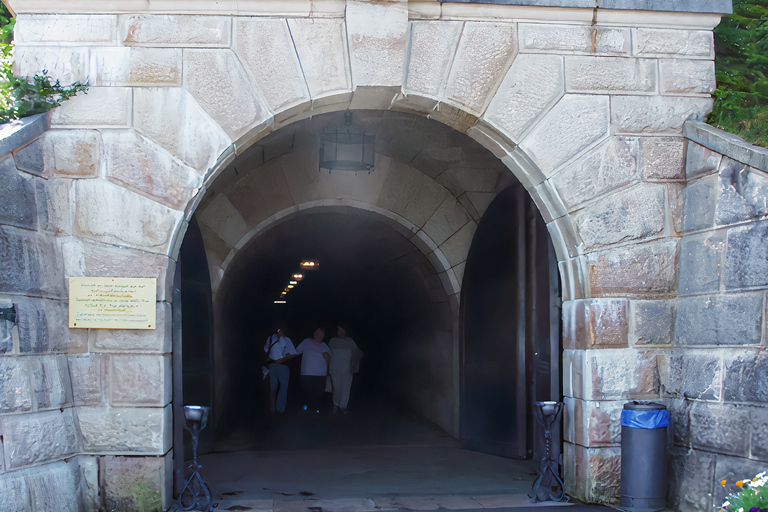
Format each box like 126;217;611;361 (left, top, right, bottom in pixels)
0;1;734;510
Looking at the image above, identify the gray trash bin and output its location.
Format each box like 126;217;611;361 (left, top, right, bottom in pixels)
620;401;669;511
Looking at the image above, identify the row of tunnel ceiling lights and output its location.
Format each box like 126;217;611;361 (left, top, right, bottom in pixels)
274;260;319;304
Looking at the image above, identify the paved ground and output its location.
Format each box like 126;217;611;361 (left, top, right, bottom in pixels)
190;400;586;512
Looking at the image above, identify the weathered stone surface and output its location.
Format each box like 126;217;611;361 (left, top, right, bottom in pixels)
565;444;621;504
404;21;462;99
550;137;638;210
101;451;173;512
444;22;518;115
0;471;30;512
346;0;407;87
183;49;271;141
51;87;131;128
422;196;473;247
633;28;714;59
122;14;231;47
91;47;181;87
485;54;564;142
669;398;693;447
29;355;71;410
725;221;768;290
723;352;768;404
43;129;101;177
630;299;674;346
678;230;725;295
564;398;623;447
587;238;678;298
25;460;82;512
62;238;174;301
659;350;721;400
639;136;685;180
196;193;248;248
716;159;768;226
586;349;659;400
521;94;610;176
751;407;768;461
90;302;171;353
668;448;716;512
76;455;100;512
682;175;716;232
686;140;723;180
36;178;72;236
288;18;352;99
674;293;764;347
15;297;73;354
575;183;666;250
69;353;106;406
0;358;32;412
134;87;231;173
518;24;628;55
438;221;476;267
565;56;656;94
0;299;12;354
611;95;713;135
73;179;183;254
0;226;64;298
685;121;768;173
223;163;294;230
563;298;629;349
235;18;309;112
660;59;716;95
77;405;171;454
0;409;79;469
15;14;117;44
102;130;202;211
13;46;90;86
0;155;37;230
109;354;171;407
13;138;46;177
377;160;448;228
690;402;750;456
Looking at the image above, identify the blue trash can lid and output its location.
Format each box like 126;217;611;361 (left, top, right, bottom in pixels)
623;400;666;411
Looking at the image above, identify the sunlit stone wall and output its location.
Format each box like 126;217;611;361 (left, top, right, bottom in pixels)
0;0;734;510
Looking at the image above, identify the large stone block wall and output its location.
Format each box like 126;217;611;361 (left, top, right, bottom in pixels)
0;114;174;510
667;122;768;512
1;1;731;509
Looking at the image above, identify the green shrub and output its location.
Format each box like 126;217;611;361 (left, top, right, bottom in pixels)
0;4;87;124
720;472;768;512
710;0;768;148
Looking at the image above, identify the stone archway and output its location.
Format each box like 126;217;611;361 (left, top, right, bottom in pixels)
0;2;725;510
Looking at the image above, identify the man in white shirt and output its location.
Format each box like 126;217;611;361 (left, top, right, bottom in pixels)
264;327;297;413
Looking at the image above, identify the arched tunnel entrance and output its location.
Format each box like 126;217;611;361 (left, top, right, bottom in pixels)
174;110;561;506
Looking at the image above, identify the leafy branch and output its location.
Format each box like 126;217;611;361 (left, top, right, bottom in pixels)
0;3;88;124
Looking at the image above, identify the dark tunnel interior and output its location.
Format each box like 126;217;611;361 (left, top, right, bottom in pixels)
179;187;560;462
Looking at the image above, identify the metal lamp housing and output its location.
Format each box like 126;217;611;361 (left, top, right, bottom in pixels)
319;113;375;173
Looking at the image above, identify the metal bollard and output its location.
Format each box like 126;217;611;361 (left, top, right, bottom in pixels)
620;401;670;512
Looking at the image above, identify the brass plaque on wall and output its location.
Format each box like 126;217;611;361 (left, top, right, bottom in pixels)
69;277;156;329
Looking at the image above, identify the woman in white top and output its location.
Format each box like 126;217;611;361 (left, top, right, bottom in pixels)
295;327;332;413
328;324;363;414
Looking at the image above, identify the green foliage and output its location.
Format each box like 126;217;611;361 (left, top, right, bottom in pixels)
710;0;768;147
130;481;163;512
0;2;88;125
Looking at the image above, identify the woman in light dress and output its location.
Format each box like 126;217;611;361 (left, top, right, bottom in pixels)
328;324;363;414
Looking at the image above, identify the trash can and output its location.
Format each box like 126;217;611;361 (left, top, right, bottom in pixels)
620;401;670;511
